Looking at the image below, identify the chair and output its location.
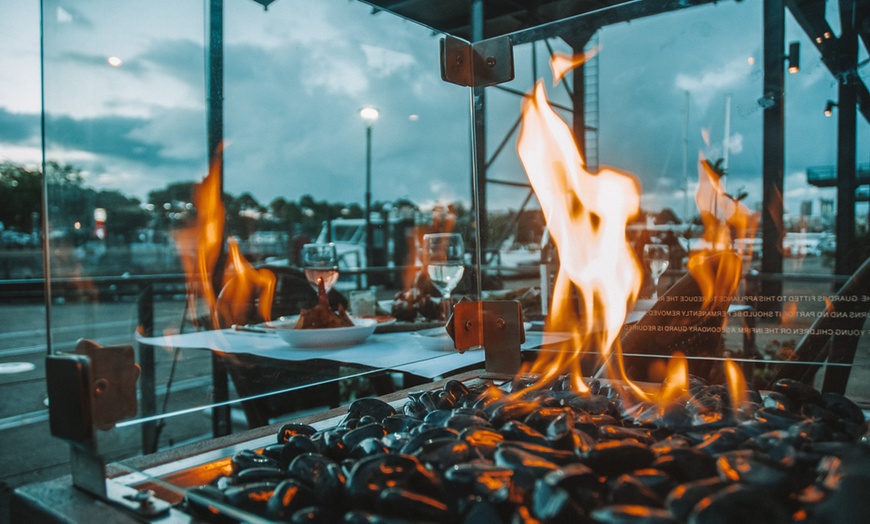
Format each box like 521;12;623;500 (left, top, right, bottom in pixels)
770;256;870;394
217;265;348;326
215;265;392;428
619;253;741;382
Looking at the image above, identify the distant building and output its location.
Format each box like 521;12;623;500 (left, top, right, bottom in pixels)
820;199;834;220
800;200;812;217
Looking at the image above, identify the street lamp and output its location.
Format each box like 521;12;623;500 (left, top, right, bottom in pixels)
360;106;380;272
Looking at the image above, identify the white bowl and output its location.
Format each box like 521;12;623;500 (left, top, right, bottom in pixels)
410;326;456;351
267;316;377;348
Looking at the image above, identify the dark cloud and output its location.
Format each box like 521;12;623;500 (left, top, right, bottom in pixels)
17;0;855;218
44;113;199;168
0;108;40;143
138;39;204;87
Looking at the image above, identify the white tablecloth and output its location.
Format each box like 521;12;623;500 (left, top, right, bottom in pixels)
136;329;570;379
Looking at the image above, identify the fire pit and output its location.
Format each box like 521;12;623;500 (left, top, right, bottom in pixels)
17;1;870;523
177;372;869;523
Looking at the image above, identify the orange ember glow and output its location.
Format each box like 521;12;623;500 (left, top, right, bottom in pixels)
781;301;798;326
550;46;600;85
216;237;276;326
174;157;225;328
516;80;643;395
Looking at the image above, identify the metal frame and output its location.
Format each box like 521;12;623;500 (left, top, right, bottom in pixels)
425;0;867;305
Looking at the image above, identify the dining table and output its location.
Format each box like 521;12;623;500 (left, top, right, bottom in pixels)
135;322;572;433
134;298;755;434
136;326;570;380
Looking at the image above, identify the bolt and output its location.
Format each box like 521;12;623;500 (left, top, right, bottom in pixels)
464;320;473;331
486;56;497;67
496;318;506;329
124;489;154;508
94;378;109;394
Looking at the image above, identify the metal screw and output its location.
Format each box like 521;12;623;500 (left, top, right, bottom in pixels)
124;490;154;508
464;320;473;331
486;56;497;67
94;378;109;394
456;54;463;65
496;318;506;329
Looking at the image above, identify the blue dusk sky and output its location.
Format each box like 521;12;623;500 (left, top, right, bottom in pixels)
1;0;867;220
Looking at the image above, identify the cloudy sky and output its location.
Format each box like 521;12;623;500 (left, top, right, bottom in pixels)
1;0;867;222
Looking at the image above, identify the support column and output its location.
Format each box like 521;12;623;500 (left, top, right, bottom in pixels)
835;0;858;278
562;32;593;163
761;0;785;309
207;0;230;437
470;0;487;270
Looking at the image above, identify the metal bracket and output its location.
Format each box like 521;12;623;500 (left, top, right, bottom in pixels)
440;35;514;88
449;300;523;380
46;342;169;519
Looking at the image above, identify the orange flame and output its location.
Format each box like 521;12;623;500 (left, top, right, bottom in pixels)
687;154;756;397
689;154;757;308
174;145;275;329
723;358;748;418
516;80;643;396
216;237;276;326
657;352;689;404
550;46;600;85
174;156;225;328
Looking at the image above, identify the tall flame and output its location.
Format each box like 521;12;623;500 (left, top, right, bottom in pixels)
516;80;643;395
689;154;757;308
175;146;275;329
174;157;225;328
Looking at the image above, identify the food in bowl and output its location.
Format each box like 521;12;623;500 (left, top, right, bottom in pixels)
295;278;354;329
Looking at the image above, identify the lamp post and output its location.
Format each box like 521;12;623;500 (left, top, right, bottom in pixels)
360;106;379;273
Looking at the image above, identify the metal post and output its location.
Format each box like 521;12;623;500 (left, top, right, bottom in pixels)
365;125;373;272
207;0;230;437
137;285;157;453
835;0;858;278
562;32;593;163
761;0;785;310
470;0;487;294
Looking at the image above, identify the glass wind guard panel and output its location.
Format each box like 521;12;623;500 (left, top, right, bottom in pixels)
35;0;870;519
39;0;482;458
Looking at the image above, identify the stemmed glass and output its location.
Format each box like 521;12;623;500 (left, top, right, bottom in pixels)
301;243;339;295
422;233;465;320
643;243;670;300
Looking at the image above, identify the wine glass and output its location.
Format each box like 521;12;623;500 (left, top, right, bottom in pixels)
643;243;670;300
301;243;339;294
422;233;465;320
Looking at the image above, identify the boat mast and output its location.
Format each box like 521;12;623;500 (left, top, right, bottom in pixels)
682;91;690;222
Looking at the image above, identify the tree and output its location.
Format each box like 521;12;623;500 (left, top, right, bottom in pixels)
94;190;151;243
0;162;41;232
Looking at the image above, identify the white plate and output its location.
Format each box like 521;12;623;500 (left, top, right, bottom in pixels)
410;327;456;351
266;316;378;348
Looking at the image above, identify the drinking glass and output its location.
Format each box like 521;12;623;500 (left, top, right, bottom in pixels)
643;243;670;300
422;233;465;320
301;243;339;294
